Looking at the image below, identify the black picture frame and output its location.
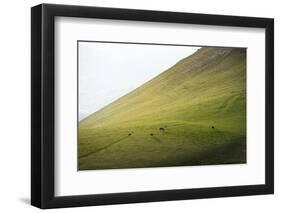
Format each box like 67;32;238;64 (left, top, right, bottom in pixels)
31;3;274;209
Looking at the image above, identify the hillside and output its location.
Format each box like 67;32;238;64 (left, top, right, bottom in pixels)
78;47;246;170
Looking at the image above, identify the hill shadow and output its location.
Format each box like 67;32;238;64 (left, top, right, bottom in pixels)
79;135;130;159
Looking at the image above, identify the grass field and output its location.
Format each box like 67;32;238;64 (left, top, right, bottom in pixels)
78;47;246;170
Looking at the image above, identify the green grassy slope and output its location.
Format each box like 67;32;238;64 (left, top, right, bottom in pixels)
78;47;246;170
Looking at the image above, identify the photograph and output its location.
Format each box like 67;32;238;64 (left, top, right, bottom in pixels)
30;3;274;209
78;41;247;170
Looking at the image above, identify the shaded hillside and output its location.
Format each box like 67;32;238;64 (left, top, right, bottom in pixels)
79;47;246;170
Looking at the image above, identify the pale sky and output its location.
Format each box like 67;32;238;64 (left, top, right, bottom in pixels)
79;42;199;121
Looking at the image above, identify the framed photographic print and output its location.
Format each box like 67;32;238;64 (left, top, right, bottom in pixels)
31;4;274;209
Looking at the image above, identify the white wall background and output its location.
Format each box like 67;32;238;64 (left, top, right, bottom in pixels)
0;0;279;212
